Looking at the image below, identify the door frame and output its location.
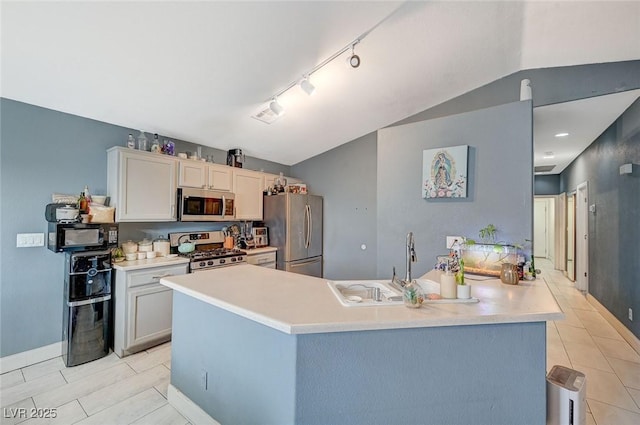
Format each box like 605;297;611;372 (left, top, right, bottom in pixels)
566;192;576;281
575;182;589;292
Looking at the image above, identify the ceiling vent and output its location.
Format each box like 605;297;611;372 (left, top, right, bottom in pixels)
251;104;281;124
534;165;556;173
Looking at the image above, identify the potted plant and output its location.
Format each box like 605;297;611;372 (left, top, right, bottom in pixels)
460;224;519;277
456;257;471;299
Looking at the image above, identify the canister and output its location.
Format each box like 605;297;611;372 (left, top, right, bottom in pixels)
153;236;170;257
138;238;153;252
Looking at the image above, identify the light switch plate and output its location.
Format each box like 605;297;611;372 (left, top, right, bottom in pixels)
446;236;463;249
16;233;45;248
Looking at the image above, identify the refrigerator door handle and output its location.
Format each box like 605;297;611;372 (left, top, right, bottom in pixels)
305;204;311;249
308;204;313;248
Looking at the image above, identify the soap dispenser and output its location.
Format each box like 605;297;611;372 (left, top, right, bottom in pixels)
440;262;457;299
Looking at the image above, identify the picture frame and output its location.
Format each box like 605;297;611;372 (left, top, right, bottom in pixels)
422;145;468;198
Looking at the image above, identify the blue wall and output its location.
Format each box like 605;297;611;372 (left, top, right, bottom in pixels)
0;98;290;357
560;98;640;338
534;174;561;195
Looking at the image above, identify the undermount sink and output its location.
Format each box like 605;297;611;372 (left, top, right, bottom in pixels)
328;279;477;307
327;280;402;307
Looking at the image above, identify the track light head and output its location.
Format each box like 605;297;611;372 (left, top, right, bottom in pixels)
300;78;316;96
269;98;284;116
347;43;361;68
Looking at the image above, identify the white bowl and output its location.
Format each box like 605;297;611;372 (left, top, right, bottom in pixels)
125;253;137;261
137;252;146;260
146;251;157;259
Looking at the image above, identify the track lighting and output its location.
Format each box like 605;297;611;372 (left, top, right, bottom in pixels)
300;77;316;96
346;44;361;68
269;98;284;116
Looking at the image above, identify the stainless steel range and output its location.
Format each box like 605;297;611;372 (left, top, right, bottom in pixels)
169;231;246;272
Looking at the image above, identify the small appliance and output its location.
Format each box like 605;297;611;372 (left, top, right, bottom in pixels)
177;188;235;222
252;227;269;247
48;222;118;252
226;149;245;168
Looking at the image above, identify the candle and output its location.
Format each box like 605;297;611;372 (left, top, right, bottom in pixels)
441;272;457;299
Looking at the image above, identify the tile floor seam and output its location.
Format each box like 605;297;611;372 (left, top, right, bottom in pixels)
587;397;640;415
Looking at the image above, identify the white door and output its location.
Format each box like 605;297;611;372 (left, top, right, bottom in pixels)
575;182;589;292
533;198;547;258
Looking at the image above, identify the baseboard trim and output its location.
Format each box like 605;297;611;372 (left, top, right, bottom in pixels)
167;384;220;425
0;342;62;374
587;294;640;356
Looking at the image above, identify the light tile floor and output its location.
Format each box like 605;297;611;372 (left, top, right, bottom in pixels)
1;260;639;424
540;258;640;425
0;343;188;425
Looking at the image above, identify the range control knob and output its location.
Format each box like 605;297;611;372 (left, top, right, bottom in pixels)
207;261;214;266
219;259;226;264
199;262;206;267
230;257;236;262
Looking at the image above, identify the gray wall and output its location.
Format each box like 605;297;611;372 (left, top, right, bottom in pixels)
377;100;533;278
534;174;561;195
560;98;640;338
0;98;290;357
291;133;378;279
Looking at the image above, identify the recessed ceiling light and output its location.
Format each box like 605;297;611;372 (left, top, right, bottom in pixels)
555;132;569;138
543;151;555;159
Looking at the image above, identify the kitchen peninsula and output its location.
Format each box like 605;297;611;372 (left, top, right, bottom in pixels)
161;265;563;425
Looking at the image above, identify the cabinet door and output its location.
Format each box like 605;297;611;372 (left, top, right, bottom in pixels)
127;285;173;350
247;252;276;268
117;151;177;221
263;173;279;191
179;160;207;188
208;164;232;191
233;169;264;220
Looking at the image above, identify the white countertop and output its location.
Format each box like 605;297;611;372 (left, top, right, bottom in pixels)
112;256;189;271
160;265;564;335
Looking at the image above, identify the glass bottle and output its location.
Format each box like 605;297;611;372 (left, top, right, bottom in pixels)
137;130;148;151
126;133;135;149
151;133;161;153
403;280;424;308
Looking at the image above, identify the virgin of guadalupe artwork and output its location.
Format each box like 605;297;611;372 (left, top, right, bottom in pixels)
422;145;468;198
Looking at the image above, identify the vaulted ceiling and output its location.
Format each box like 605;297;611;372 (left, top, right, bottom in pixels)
2;1;639;165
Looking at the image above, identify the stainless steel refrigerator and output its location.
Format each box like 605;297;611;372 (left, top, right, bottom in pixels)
263;193;323;277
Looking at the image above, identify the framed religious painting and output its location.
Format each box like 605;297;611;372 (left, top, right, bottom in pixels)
422;145;468;198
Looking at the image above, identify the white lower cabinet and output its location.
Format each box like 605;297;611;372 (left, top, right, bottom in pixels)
113;263;188;357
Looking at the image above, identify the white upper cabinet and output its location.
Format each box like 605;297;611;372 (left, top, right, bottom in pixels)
107;147;177;222
178;160;207;188
178;160;232;191
233;169;265;220
207;164;233;191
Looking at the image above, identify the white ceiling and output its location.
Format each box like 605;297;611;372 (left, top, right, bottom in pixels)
533;90;640;175
2;1;639;165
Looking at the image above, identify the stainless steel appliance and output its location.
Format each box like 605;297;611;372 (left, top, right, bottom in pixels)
263;193;323;277
169;231;246;272
48;222;118;252
63;249;112;367
177;188;235;221
252;227;269;247
226;148;245;168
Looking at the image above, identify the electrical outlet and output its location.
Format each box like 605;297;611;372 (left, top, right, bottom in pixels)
16;233;45;248
629;308;633;321
200;369;208;391
446;236;463;249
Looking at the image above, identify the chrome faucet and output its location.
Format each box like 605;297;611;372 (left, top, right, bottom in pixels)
405;232;417;283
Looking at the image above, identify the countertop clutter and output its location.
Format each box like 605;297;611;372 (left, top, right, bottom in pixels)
113;256;189;271
160;266;564;334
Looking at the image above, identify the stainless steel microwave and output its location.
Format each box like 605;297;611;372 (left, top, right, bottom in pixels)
177;188;235;222
48;222;118;252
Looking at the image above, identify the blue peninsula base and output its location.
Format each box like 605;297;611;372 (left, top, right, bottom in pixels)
170;292;546;425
